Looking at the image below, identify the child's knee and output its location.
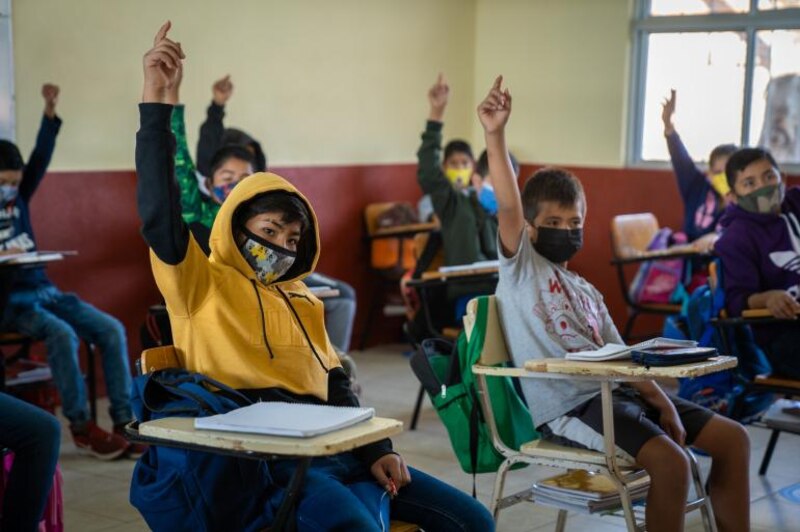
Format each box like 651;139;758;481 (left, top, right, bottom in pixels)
43;321;79;351
639;437;691;487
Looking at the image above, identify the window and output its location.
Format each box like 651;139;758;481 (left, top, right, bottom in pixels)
0;0;13;141
628;0;800;168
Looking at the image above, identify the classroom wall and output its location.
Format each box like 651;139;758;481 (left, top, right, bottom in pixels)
11;0;477;169
471;0;633;166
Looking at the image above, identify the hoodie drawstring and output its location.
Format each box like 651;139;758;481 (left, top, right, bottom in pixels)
276;286;330;373
250;280;275;359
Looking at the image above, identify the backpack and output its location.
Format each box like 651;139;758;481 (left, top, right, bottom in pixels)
629;228;687;305
0;453;63;532
129;369;283;532
667;260;773;421
409;297;537;492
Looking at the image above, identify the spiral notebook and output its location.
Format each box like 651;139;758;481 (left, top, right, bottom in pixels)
194;402;375;438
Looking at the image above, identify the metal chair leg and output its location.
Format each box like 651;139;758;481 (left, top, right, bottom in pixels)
554;509;568;532
687;448;718;532
410;384;425;430
759;429;781;476
490;458;514;523
84;342;98;423
622;312;638;343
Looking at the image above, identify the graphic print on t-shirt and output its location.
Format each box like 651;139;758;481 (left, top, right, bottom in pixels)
694;190;718;231
533;273;605;352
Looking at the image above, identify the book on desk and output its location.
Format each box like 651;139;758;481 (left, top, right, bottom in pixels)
194;402;375;438
0;250;76;265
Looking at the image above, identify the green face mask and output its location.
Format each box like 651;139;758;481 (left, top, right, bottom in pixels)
737;184;784;215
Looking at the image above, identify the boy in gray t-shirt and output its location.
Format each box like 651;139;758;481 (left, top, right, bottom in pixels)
477;76;750;531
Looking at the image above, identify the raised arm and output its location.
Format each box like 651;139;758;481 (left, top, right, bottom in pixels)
18;84;62;202
196;75;232;176
137;21;189;265
478;76;524;256
662;89;705;202
416;74;456;204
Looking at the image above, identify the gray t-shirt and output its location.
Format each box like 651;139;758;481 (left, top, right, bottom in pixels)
496;232;623;427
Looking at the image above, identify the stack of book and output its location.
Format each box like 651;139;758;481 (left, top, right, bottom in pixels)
532;469;649;513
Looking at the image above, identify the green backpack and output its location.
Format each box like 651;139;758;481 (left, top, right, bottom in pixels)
410;297;538;483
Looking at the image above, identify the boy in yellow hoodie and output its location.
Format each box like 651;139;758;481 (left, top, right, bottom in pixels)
136;22;493;531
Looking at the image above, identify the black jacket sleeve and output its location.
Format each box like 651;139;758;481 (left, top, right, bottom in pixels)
196;102;225;177
136;103;191;265
327;367;394;466
19;115;62;202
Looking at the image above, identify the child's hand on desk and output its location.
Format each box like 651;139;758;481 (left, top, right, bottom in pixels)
477;76;511;134
142;21;185;104
764;290;800;320
691;232;718;253
428;73;449;122
371;453;412;496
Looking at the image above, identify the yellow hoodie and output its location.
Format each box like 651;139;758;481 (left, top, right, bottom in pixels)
150;172;341;400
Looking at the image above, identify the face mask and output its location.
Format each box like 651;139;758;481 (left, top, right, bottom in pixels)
212;182;238;203
444;167;472;188
737;184;784;215
0;185;18;205
532;226;583;264
709;172;730;197
238;227;296;284
478;184;497;215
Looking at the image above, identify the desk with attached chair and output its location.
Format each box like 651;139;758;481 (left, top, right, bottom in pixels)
467;295;735;531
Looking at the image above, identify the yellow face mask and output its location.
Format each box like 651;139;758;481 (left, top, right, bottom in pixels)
445;167;472;188
709;172;730;197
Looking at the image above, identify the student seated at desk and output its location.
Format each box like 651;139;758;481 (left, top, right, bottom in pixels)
479;76;749;532
136;23;493;531
714;147;800;379
417;74;498;320
662;89;738;255
0;85;142;460
169;72;357;353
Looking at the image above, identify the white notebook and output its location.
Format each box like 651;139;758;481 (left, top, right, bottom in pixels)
194;402;375;438
565;337;698;362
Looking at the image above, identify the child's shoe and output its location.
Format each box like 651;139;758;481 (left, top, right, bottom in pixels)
71;421;129;460
114;424;148;459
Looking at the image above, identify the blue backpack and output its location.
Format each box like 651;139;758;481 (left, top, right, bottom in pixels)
665;260;772;421
129;369;284;532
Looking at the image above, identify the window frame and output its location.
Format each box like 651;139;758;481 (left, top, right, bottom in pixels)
0;0;14;142
626;0;800;171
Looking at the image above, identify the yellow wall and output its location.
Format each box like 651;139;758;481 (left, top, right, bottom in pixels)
11;0;476;170
471;0;633;167
11;0;634;171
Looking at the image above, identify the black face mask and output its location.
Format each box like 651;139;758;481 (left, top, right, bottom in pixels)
532;227;583;263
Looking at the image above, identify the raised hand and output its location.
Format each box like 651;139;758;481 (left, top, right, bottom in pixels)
661;89;676;135
212;75;234;106
477;75;512;134
142;21;185;104
165;59;184;106
42;84;59;118
427;73;449;122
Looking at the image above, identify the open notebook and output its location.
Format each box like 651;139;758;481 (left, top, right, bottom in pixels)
565;337;697;362
194;402;375;438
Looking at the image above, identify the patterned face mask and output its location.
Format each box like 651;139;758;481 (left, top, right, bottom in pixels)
238;227;296;284
737;183;784;215
0;185;18;205
212;182;238;203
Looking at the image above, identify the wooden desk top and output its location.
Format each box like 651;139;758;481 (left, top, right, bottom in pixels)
523;356;737;380
420;266;499;281
139;416;403;457
740;308;800;319
371;222;438;238
613;246;706;264
309;288;341;299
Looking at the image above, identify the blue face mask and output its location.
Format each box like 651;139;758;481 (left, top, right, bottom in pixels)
212;182;238;204
0;185;18;205
478;184;497;215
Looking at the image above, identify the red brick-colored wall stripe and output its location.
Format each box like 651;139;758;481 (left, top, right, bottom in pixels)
25;165;799;395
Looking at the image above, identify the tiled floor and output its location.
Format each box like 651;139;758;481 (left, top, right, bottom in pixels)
57;345;800;531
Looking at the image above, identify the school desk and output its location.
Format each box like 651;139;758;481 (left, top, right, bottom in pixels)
369;221;438;240
127;416;403;531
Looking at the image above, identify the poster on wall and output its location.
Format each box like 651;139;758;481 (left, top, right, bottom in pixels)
0;0;13;142
758;74;800;165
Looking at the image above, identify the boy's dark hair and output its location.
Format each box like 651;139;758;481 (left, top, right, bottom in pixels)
209;145;255;177
233;191;312;236
521;167;585;222
443;139;473;162
709;144;738;169
476;150;520;179
725;148;779;190
0;140;24;171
